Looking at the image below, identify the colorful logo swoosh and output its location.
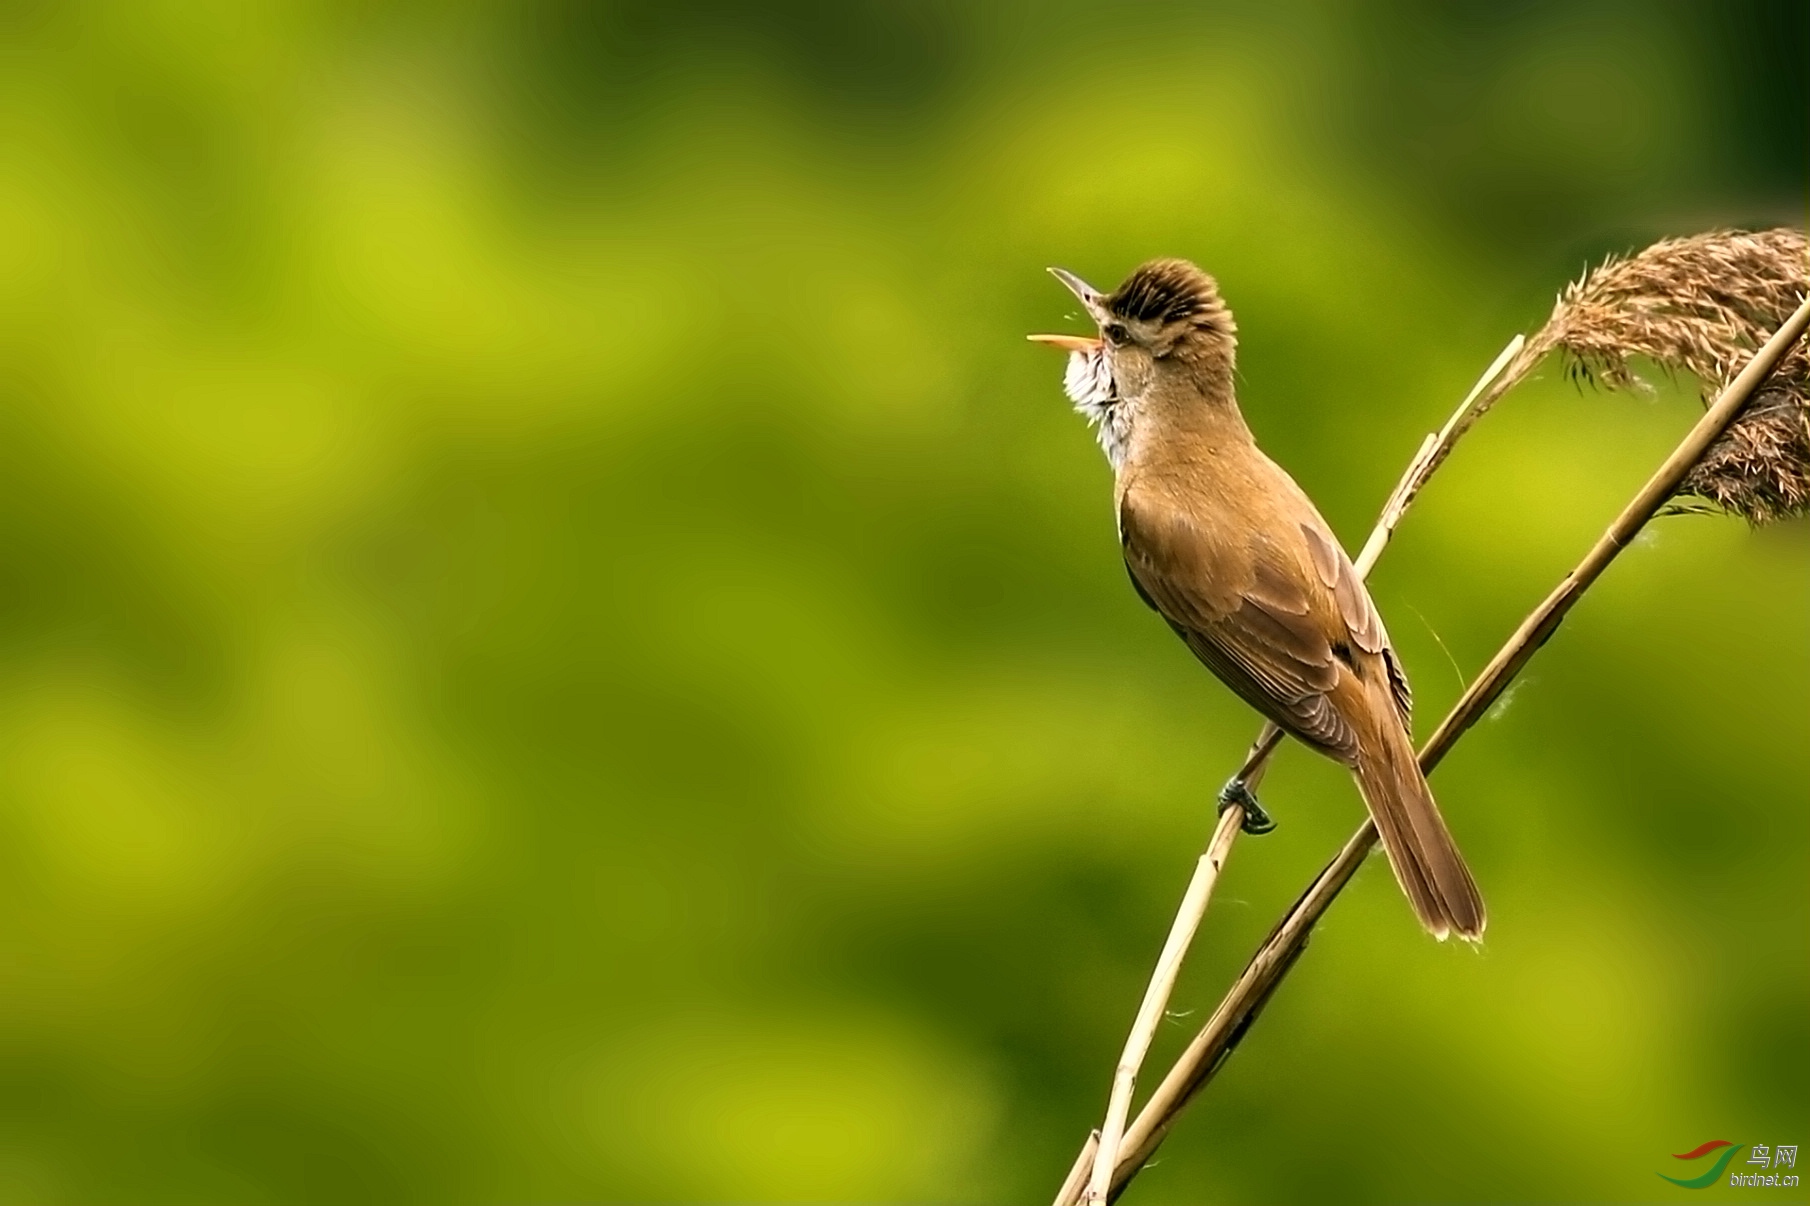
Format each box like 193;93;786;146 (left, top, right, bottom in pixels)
1659;1140;1744;1189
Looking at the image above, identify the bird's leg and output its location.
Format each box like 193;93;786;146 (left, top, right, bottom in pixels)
1217;776;1276;835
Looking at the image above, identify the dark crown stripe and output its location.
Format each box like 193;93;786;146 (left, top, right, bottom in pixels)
1106;259;1227;330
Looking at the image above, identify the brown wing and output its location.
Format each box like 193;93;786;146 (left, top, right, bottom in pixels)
1119;485;1359;760
1299;521;1414;726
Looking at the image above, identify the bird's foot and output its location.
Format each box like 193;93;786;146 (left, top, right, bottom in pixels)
1217;777;1276;835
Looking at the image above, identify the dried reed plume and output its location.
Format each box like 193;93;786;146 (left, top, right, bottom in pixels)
1480;227;1809;523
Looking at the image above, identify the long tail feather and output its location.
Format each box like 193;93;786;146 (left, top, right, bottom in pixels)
1350;711;1486;941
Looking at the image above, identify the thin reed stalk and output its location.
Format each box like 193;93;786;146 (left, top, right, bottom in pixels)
1082;810;1241;1205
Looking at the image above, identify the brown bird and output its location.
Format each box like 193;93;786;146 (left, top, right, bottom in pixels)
1030;259;1485;941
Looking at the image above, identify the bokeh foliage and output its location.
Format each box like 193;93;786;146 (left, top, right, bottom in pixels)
0;1;1803;1201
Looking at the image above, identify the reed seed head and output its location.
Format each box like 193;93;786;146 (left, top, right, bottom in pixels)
1529;227;1810;524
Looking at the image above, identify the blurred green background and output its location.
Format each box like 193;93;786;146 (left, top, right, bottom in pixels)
0;1;1803;1201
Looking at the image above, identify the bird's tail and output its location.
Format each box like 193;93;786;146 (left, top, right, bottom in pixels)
1349;709;1486;942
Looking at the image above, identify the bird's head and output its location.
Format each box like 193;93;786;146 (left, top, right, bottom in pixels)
1029;258;1238;469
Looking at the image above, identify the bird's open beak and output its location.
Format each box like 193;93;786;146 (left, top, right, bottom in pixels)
1026;333;1103;353
1029;267;1108;351
1047;266;1103;309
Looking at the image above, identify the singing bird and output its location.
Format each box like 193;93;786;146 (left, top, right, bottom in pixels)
1030;259;1485;941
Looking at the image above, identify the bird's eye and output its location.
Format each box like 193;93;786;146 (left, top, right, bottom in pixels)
1104;322;1130;345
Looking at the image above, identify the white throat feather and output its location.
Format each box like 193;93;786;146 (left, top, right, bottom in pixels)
1061;346;1130;471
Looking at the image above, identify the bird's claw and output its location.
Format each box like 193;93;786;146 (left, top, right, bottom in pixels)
1217;777;1276;835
